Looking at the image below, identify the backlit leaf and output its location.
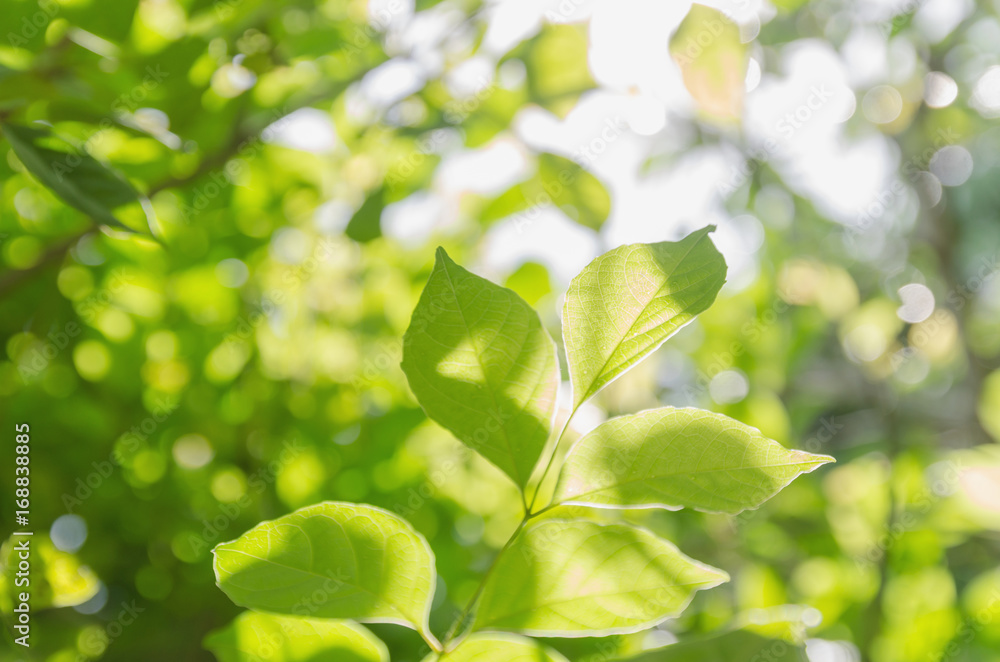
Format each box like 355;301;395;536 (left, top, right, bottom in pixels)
204;611;389;662
401;248;559;489
481;153;611;231
213;502;436;635
554;408;834;514
0;534;100;612
346;187;385;243
563;226;726;409
518;23;596;118
1;121;141;232
472;519;727;636
621;629;808;662
425;633;569;662
669;4;749;123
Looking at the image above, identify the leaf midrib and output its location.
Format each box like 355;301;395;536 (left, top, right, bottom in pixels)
478;579;718;628
439;256;524;485
3;124;126;228
576;231;714;404
560;458;826;504
218;543;415;623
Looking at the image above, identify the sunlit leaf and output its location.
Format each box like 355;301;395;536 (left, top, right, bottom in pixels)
0;534;100;612
472;519;727;635
978;369;1000;443
505;262;552;307
563;226;727;409
554;408;834;514
426;633;569;662
621;629;808;662
401;248;559;489
346;187;385;243
456;87;527;148
1;122;141;232
515;23;595;118
204;611;389;662
481;153;611;230
669;4;749;123
213;502;436;635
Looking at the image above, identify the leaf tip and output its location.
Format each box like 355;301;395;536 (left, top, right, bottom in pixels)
792;450;836;470
709;566;731;585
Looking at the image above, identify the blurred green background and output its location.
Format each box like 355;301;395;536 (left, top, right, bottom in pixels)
1;0;1000;660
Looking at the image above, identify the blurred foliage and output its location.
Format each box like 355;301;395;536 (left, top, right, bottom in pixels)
0;0;999;661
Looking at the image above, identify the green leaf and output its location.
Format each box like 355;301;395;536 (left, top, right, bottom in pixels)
426;634;569;662
505;262;552;308
620;629;808;662
539;153;611;231
481;153;611;231
213;502;436;635
563;227;726;409
0;534;100;612
472;519;727;636
401;248;559;489
978;368;1000;443
457;87;527;148
346;187;385;243
669;4;750;123
516;24;596;118
204;611;389;662
554;408;834;514
1;122;141;232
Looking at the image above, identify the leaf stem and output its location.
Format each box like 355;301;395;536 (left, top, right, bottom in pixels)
527;405;579;515
421;628;444;654
442;516;528;650
440;405;581;651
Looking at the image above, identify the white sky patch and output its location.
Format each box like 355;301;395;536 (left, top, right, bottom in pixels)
608;148;731;246
743;41;898;227
361;58;427;108
914;0;975;44
972;66;1000;118
714;214;766;291
924;72;958;108
539;0;596;24
481;209;599;288
481;0;545;57
383;192;451;244
588;0;690;108
263;108;338;153
929;145;974;186
558;381;606;435
746;57;762;93
806;639;862;662
398;5;467;64
369;0;413;29
841;27;889;89
513;98;631;180
445;55;496;97
314;200;353;235
888;38;919;85
897;283;935;323
435;137;529;195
